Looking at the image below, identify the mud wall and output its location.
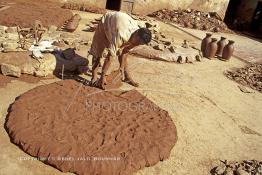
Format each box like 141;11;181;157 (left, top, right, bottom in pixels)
132;0;230;19
64;0;106;8
63;0;230;19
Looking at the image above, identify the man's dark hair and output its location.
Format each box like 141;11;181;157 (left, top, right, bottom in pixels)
137;28;152;44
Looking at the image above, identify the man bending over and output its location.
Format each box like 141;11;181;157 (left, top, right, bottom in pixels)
89;11;152;89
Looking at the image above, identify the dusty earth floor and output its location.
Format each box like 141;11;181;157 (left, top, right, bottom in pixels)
0;10;262;175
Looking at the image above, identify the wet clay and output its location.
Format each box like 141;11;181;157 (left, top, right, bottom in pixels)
6;80;177;175
0;74;53;88
0;74;13;88
104;70;123;90
0;0;72;28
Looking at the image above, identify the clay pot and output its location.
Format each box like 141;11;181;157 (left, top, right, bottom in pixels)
73;14;81;21
222;40;235;60
216;37;227;57
201;33;212;57
66;14;81;32
205;38;218;59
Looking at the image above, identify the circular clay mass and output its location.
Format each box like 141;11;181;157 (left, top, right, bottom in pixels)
6;80;177;175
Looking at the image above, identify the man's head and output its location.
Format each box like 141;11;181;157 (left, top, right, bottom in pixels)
128;28;152;47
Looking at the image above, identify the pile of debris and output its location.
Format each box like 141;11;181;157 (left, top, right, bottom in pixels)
62;3;106;14
225;64;262;93
0;19;90;78
211;160;262;175
148;8;231;33
0;20;89;53
145;20;176;53
135;18;202;63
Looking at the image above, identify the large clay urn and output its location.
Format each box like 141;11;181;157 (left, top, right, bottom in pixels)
201;33;212;57
222;40;235;60
66;14;81;32
205;38;218;59
216;37;227;57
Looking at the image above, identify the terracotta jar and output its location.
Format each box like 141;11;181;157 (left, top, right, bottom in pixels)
201;33;212;57
66;14;81;32
205;38;218;59
216;37;227;57
222;40;235;60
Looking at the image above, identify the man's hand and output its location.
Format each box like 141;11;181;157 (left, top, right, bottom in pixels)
99;76;108;90
90;77;98;86
90;77;108;90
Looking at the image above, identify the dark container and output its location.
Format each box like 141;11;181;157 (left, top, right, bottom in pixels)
216;37;227;57
205;38;218;59
201;33;212;57
222;40;235;60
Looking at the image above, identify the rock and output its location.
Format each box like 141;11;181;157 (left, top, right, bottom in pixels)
184;21;190;27
168;46;175;53
145;22;153;28
244;164;252;173
160;33;166;38
52;41;66;47
224;168;234;175
186;8;191;13
34;70;49;77
0;37;5;45
203;24;208;30
41;31;61;41
243;160;254;166
182;40;189;48
66;14;81;32
0;25;7;32
148;39;159;47
32;50;44;59
257;166;262;174
153;44;165;51
1;63;21;77
6;27;18;33
177;55;186;64
60;32;77;39
195;55;201;62
235;169;250;175
61;32;81;45
149;9;230;33
186;56;194;63
34;53;57;77
215;165;226;175
6;33;19;41
2;41;19;52
214;27;220;32
48;25;58;32
160;38;172;46
172;17;177;22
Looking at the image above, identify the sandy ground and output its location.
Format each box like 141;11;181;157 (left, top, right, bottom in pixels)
0;11;262;175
